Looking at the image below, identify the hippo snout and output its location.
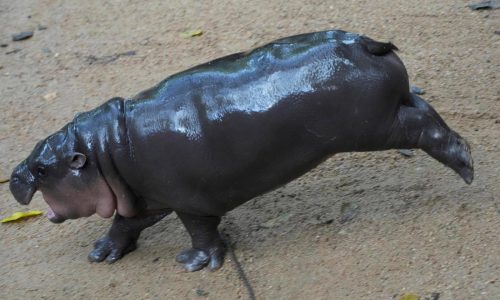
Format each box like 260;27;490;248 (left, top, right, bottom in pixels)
9;161;36;205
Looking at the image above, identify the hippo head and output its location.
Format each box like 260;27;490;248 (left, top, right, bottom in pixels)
9;125;116;223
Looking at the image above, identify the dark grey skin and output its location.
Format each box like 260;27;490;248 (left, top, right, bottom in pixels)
10;30;474;272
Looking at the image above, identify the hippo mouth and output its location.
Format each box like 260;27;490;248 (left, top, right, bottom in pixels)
46;207;66;223
40;178;118;223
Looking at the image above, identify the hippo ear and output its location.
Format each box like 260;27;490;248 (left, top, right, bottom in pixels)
69;152;87;169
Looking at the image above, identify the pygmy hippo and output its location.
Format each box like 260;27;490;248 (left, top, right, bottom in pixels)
10;30;474;272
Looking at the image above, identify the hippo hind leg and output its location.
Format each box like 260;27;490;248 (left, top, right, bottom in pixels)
387;93;474;184
405;93;450;130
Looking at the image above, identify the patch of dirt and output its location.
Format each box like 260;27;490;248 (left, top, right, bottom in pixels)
0;0;498;299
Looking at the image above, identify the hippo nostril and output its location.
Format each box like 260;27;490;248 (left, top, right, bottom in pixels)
11;175;21;183
9;175;21;188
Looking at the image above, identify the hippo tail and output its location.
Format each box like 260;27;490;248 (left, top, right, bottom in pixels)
360;37;398;56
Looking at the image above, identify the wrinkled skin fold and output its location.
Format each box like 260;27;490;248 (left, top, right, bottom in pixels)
10;30;473;272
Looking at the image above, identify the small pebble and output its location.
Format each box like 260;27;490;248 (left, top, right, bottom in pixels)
121;50;136;56
398;149;415;157
338;229;348;235
196;288;209;297
467;1;500;10
430;292;441;300
322;219;334;225
12;31;34;41
43;92;57;102
410;85;425;95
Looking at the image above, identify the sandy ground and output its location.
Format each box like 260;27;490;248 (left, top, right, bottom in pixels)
0;0;499;299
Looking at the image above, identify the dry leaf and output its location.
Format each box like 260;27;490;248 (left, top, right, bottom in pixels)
1;210;43;223
399;293;420;300
180;29;203;38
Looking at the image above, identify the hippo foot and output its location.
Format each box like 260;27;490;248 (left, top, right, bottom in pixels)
88;212;170;263
176;245;225;272
88;235;137;263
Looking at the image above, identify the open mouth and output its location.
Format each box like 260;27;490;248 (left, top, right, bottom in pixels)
46;207;66;224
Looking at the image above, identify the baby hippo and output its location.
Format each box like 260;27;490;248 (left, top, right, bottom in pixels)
10;30;473;272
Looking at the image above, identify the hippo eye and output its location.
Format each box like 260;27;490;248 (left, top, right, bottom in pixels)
36;166;47;177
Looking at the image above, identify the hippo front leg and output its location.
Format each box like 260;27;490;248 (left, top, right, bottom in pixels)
176;212;225;272
88;210;171;263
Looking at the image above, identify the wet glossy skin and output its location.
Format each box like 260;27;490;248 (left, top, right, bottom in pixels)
119;30;407;215
10;30;473;271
